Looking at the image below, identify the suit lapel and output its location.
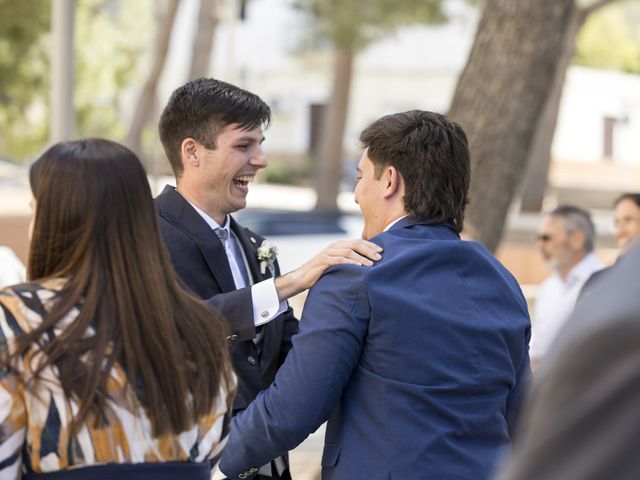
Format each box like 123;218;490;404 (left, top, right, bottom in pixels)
156;186;237;292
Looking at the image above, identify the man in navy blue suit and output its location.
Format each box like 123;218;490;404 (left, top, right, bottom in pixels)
219;110;531;480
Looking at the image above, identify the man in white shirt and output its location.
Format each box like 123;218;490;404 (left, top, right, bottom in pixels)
531;205;604;370
155;78;381;480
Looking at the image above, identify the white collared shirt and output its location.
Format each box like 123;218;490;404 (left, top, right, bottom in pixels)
530;252;605;361
188;202;286;327
383;215;409;232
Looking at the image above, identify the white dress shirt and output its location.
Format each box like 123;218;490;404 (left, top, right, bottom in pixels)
384;215;408;232
530;252;604;362
189;203;287;327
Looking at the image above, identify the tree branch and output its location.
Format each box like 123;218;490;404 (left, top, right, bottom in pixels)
580;0;619;17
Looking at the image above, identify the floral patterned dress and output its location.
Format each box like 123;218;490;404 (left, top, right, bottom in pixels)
0;279;235;479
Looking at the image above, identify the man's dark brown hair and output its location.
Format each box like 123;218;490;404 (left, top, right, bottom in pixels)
159;77;271;178
360;110;470;233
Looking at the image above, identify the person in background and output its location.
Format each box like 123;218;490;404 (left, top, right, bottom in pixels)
577;193;640;302
495;240;640;480
530;205;604;370
156;78;381;479
0;246;25;287
613;193;640;254
0;139;235;480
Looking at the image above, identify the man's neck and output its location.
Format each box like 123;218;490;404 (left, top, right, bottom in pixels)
383;213;409;232
381;202;409;230
558;252;588;281
176;183;226;226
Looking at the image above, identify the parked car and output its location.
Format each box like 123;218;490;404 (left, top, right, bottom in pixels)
234;208;364;274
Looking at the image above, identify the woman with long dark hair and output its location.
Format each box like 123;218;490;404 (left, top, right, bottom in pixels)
0;139;235;479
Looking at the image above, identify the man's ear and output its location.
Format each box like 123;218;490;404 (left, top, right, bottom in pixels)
570;229;587;251
181;138;200;168
382;166;402;199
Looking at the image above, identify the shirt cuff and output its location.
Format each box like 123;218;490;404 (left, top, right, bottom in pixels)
252;279;288;327
211;464;226;480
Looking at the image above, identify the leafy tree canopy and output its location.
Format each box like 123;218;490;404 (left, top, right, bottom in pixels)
0;0;50;160
293;0;447;50
75;0;155;141
0;0;154;162
574;0;640;73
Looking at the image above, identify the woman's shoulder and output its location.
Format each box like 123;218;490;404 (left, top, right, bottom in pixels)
1;278;66;305
0;278;67;336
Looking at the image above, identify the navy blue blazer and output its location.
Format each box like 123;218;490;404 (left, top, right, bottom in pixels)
220;217;531;480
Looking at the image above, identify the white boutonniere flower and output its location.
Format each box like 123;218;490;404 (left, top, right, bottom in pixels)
257;240;278;275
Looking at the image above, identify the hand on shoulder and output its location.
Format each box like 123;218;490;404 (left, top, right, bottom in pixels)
274;239;383;301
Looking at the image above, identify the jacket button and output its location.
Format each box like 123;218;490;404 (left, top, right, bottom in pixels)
247;355;257;366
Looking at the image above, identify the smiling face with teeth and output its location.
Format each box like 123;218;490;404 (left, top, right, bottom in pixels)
181;122;267;226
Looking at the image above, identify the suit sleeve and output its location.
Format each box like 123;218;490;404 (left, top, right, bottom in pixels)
270;258;298;366
505;325;531;436
219;264;369;478
169;257;257;343
205;288;256;342
496;315;640;480
209;255;298;346
277;305;298;367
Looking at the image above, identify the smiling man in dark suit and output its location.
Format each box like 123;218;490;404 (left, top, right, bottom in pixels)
219;110;531;480
155;78;381;480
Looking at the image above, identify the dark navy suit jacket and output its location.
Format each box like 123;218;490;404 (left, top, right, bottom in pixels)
220;217;531;480
155;185;298;412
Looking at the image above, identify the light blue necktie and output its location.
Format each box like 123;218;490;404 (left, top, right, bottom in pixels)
214;228;251;289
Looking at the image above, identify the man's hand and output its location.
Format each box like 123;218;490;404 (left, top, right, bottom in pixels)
274;239;383;301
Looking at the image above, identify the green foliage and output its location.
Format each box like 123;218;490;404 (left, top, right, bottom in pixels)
0;0;154;162
0;0;50;160
574;1;640;73
263;161;297;185
75;0;154;140
293;0;447;50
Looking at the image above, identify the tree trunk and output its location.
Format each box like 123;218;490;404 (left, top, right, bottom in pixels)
188;0;218;80
520;2;617;211
126;0;180;159
314;47;354;212
448;0;575;252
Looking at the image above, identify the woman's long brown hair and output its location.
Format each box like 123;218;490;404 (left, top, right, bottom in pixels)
17;138;232;436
